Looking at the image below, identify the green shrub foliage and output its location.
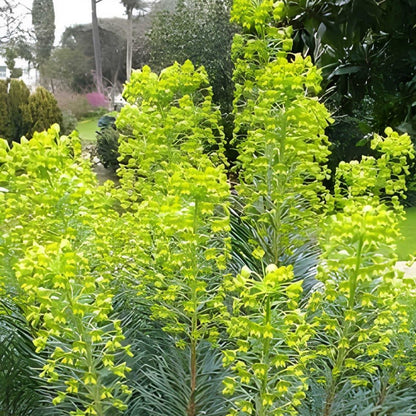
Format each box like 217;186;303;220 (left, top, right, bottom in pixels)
0;126;131;415
229;0;332;284
96;115;120;170
28;86;63;138
0;1;416;416
223;1;416;416
6;79;32;143
0;81;9;140
0;81;63;143
148;0;235;113
114;60;231;415
61;110;78;136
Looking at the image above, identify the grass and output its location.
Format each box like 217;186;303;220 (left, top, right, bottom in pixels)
398;207;416;260
76;116;100;144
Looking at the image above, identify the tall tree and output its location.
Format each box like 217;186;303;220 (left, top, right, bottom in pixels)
60;20;127;93
91;0;104;93
1;1;33;69
148;0;235;112
121;0;147;81
31;0;55;67
0;0;28;45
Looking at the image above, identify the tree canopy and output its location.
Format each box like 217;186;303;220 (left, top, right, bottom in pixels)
285;0;416;145
32;0;55;66
120;0;149;80
148;0;236;113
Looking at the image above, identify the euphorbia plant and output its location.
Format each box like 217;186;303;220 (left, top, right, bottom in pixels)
222;263;313;416
222;1;328;413
0;126;131;415
230;0;331;281
224;1;416;415
1;2;416;416
304;129;416;415
306;199;412;415
114;61;231;416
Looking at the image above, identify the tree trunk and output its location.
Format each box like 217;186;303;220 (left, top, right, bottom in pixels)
126;7;133;82
111;65;120;110
91;0;104;94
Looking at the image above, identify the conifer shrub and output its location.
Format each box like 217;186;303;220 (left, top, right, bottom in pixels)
28;87;63;138
7;79;32;143
0;81;64;142
0;80;9;140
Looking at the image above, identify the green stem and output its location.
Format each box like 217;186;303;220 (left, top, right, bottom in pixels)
70;294;104;416
323;236;364;416
348;236;363;309
187;330;197;416
259;295;272;416
85;337;104;416
187;198;199;416
272;115;287;265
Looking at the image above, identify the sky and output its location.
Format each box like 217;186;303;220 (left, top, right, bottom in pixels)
19;0;127;43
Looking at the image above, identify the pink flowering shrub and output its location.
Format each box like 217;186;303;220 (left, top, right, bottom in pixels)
86;92;109;108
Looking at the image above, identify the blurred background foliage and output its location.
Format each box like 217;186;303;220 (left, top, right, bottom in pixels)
282;0;416;189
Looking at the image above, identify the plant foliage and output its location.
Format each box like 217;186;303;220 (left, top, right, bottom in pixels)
0;126;131;415
114;60;230;416
148;0;236;113
28;86;63;138
0;81;63;143
1;2;416;416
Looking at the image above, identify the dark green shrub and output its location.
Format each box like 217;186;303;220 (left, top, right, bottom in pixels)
0;81;65;143
61;110;78;135
0;80;9;140
10;68;23;78
7;79;32;143
28;87;63;138
96;115;120;170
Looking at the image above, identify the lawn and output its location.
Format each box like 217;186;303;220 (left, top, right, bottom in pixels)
398;207;416;260
76;116;100;144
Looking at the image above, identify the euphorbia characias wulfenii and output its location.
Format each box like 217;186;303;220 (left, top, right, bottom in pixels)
222;263;313;416
1;1;416;415
114;61;230;416
230;0;331;269
226;0;416;415
305;129;416;415
0;126;131;415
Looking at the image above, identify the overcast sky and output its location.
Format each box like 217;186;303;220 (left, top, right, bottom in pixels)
19;0;127;43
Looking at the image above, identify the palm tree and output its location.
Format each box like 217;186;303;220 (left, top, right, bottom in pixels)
121;0;147;81
91;0;104;93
